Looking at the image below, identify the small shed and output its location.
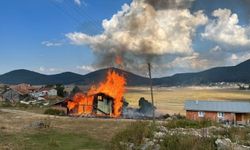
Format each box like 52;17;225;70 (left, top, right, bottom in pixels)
185;100;250;125
50;98;69;114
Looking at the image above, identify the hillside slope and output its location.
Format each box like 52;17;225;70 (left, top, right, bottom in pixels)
0;59;249;86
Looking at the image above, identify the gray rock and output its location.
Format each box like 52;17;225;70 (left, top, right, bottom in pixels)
141;141;154;150
215;138;250;150
215;138;232;150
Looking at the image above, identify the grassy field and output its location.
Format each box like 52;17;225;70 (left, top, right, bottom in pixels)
125;87;250;115
1;87;250;149
0;109;133;150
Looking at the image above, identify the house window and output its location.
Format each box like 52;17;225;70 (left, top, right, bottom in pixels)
217;112;224;118
198;111;205;117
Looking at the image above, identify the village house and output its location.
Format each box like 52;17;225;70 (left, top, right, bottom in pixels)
3;88;29;103
185;100;250;125
0;84;7;102
30;88;57;98
2;84;36;103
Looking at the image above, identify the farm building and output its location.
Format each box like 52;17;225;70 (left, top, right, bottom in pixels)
185;100;250;125
30;88;57;98
50;98;70;114
2;89;29;103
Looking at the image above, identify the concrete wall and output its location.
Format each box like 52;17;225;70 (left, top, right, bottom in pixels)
48;89;57;96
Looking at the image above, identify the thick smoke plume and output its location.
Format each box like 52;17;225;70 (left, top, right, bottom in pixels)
67;0;207;74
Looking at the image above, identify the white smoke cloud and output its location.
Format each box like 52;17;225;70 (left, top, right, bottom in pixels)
202;8;250;46
66;0;208;73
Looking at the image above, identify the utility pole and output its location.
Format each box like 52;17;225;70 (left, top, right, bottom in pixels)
148;63;155;124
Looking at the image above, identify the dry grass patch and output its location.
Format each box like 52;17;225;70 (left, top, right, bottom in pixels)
125;87;250;114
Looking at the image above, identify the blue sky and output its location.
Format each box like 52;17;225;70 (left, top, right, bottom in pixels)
0;0;250;76
0;0;131;74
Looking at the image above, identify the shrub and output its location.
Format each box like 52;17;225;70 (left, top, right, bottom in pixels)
44;108;66;116
16;102;29;108
48;138;59;147
160;134;216;150
212;127;250;146
173;113;186;120
0;101;13;107
109;121;154;150
162;113;171;119
165;119;216;129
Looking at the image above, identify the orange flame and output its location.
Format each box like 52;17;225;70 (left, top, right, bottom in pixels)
67;70;126;117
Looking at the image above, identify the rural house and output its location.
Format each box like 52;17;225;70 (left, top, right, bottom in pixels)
66;92;117;117
3;89;28;103
185;100;250;125
2;84;37;103
30;88;57;98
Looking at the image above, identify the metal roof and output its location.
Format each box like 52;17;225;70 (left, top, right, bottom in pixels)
184;100;250;113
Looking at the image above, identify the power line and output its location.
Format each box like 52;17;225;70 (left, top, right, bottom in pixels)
49;0;103;35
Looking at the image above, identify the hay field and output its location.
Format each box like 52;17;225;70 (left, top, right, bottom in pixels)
124;87;250;115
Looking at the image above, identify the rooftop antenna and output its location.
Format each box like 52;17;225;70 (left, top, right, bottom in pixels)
148;63;155;124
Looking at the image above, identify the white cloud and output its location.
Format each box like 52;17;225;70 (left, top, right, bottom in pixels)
74;0;81;6
73;0;86;6
167;53;209;71
76;65;95;72
41;41;62;47
37;66;63;74
210;45;222;52
231;53;238;61
202;8;250;46
227;52;250;65
39;67;45;72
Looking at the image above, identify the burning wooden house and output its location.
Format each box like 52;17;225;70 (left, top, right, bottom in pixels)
67;70;126;118
67;92;116;117
93;93;114;116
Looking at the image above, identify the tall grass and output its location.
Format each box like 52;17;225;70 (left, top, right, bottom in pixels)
212;127;250;146
160;134;216;150
109;121;217;150
109;121;154;150
165;119;218;129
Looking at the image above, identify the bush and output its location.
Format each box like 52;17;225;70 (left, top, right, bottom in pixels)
44;108;66;116
160;134;216;150
109;121;154;150
212;127;250;146
0;101;13;107
48;138;59;147
165;119;216;129
16;102;29;108
173;113;186;120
